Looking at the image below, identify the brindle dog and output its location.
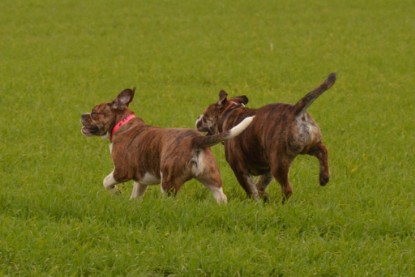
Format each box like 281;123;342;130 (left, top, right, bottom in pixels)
81;88;253;203
196;73;336;202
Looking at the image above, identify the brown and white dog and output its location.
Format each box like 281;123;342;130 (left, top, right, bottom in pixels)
81;88;253;203
196;73;336;202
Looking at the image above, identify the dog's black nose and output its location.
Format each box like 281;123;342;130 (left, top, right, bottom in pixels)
81;113;90;125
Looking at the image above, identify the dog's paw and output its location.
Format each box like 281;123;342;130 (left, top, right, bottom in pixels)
262;194;269;203
109;185;122;195
257;190;269;203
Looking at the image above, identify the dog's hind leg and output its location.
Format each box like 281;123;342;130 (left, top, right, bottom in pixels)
307;143;330;186
194;151;228;203
204;182;228;204
130;182;148;199
196;174;228;204
210;186;228;204
160;171;184;198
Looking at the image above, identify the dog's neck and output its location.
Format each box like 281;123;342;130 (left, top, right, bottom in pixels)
218;102;245;132
110;113;136;141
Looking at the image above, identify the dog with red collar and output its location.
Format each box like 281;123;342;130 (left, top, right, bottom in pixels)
196;73;336;202
81;88;254;203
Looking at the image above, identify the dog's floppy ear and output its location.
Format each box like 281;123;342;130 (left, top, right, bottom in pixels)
111;88;135;110
233;95;249;105
218;90;228;107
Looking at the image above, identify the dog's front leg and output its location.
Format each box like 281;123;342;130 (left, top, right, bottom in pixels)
256;172;273;201
130;182;148;199
233;172;260;200
103;171;121;194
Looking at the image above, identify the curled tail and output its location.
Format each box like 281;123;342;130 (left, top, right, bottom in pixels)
193;116;254;148
293;72;336;115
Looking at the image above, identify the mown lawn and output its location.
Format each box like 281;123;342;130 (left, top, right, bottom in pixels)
0;0;414;275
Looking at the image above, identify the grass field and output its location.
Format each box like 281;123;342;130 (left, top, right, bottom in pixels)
1;0;414;275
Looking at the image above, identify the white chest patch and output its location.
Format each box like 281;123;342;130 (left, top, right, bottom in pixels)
140;172;160;185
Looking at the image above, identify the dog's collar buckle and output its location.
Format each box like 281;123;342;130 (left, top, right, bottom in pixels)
110;113;136;141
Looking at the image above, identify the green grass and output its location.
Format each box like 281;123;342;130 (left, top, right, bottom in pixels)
1;0;414;275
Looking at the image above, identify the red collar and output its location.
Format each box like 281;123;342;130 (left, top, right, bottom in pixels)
110;113;136;141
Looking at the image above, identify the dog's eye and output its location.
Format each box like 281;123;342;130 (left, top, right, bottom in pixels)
91;112;104;120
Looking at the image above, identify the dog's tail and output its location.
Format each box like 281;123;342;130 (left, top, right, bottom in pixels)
193;116;254;148
293;72;336;115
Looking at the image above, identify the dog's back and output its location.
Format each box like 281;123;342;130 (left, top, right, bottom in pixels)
222;103;299;175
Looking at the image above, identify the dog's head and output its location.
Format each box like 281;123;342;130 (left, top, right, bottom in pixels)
81;88;135;137
196;90;248;135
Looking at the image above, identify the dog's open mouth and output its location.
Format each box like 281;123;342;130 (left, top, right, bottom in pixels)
81;126;100;136
81;114;103;136
197;126;214;136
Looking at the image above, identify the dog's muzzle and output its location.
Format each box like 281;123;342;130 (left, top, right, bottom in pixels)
81;114;91;126
196;115;210;133
196;116;215;136
195;115;203;130
80;113;102;136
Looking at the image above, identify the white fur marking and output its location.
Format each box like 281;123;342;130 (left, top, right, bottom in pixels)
210;187;228;204
195;115;203;128
159;172;166;195
130;182;139;199
296;115;319;144
140;172;160;185
102;132;110;140
103;171;116;189
103;171;120;194
130;181;148;199
191;151;206;176
246;176;260;200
